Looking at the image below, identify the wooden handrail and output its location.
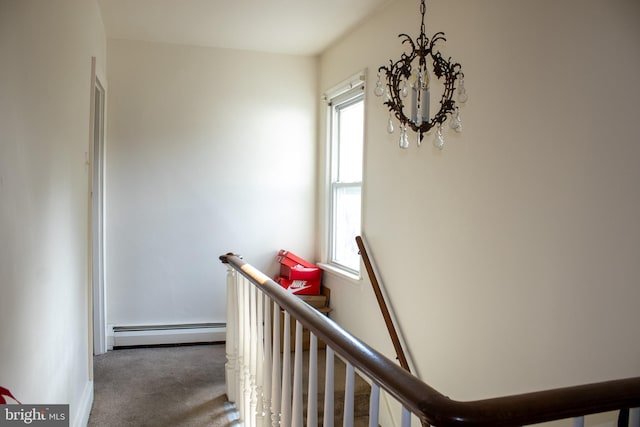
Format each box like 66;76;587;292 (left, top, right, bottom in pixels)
356;235;411;373
220;253;640;427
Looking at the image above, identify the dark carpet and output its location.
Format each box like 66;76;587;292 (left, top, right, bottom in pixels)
88;343;239;427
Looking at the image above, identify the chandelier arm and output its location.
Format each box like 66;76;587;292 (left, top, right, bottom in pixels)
434;54;457;112
399;33;416;52
382;45;418;128
430;31;447;45
388;70;405;118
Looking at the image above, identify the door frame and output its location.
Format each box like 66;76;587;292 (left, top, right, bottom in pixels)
89;56;107;356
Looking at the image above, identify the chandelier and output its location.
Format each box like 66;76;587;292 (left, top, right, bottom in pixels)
374;0;467;149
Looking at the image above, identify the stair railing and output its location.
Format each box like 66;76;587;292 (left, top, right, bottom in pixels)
356;235;412;374
221;252;640;427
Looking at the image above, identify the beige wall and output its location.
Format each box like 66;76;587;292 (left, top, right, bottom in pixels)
318;0;640;421
105;40;317;328
0;0;106;425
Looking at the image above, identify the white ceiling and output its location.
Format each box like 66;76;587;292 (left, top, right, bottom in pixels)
98;0;393;56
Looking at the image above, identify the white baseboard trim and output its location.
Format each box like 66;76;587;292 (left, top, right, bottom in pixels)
72;380;93;427
112;324;226;347
107;330;114;351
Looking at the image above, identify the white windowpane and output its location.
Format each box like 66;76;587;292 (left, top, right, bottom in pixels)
337;100;364;183
332;185;361;272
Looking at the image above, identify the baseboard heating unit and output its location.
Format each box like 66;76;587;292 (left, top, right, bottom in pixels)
112;323;226;348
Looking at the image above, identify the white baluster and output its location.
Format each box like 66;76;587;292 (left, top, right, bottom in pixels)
630;407;640;427
250;286;258;425
255;290;265;427
401;406;411;427
281;311;292;427
243;278;252;424
368;383;380;427
261;293;273;425
236;277;246;422
270;302;281;427
343;362;355;427
323;346;335;427
225;266;238;403
573;416;584;427
292;320;304;427
307;333;318;427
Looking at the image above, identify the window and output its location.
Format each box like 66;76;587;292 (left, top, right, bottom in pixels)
326;77;365;275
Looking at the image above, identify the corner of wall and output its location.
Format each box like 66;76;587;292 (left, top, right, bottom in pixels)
72;380;94;427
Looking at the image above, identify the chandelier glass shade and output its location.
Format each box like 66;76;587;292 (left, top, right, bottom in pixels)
375;0;467;149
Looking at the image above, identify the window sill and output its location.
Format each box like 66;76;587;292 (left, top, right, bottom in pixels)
318;263;362;284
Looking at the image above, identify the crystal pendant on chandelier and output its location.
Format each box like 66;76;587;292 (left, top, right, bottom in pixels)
433;124;445;150
457;75;468;105
449;107;462;133
399;125;409;149
387;114;395;134
374;73;385;97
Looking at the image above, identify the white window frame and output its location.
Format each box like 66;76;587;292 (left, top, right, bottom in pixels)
323;73;366;277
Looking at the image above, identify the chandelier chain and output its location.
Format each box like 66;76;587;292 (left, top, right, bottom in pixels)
420;0;426;39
